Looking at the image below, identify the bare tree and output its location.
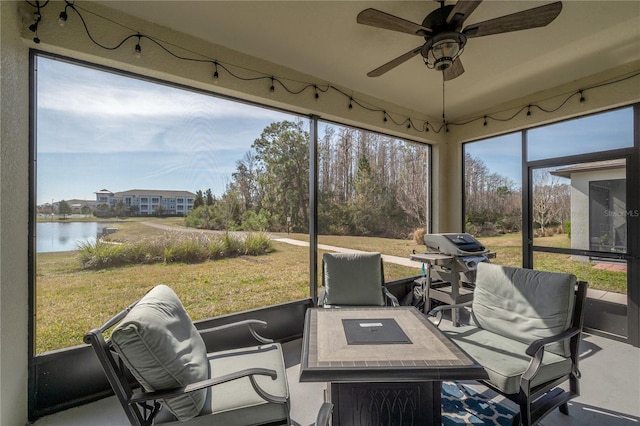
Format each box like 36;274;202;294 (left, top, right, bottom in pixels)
533;171;570;234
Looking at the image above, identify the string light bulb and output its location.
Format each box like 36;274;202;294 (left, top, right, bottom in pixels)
527;105;532;116
58;8;68;26
579;90;586;103
425;122;430;132
213;62;219;84
134;34;142;58
58;11;68;26
314;86;319;101
483;116;488;126
270;77;275;94
383;112;388;123
348;98;353;111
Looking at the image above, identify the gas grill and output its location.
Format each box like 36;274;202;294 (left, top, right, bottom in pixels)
410;233;495;326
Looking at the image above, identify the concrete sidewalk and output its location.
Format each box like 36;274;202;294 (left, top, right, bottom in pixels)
271;237;423;269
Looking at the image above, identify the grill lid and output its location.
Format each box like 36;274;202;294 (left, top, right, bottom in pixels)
443;234;486;253
423;233;487;255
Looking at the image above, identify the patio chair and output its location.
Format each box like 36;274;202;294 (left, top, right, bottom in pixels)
84;284;333;426
318;252;399;307
429;262;588;426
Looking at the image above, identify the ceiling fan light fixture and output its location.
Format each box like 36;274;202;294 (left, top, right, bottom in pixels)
422;32;466;71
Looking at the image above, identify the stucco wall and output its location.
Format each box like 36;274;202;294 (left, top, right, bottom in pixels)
571;169;627;253
1;2;31;425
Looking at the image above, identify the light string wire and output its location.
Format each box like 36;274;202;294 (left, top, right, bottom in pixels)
28;0;640;136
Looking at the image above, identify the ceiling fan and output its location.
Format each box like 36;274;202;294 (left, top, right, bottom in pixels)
357;1;562;81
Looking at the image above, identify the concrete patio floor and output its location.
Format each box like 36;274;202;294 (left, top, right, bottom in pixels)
33;318;639;426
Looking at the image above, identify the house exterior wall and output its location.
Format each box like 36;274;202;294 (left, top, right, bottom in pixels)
570;169;626;255
1;1;639;424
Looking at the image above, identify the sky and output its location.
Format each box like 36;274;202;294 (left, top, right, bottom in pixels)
36;56;634;205
36;56;298;204
464;107;634;185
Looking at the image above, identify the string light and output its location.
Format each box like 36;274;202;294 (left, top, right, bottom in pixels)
58;1;71;27
29;1;640;136
213;61;219;84
28;4;42;44
133;34;142;58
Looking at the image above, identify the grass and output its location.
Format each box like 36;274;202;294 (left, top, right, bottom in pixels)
36;223;627;354
36;241;310;353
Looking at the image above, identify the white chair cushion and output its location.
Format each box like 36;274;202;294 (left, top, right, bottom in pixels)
111;285;208;422
471;262;576;357
154;343;290;425
323;252;384;306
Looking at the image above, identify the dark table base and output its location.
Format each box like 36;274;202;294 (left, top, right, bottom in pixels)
329;381;441;426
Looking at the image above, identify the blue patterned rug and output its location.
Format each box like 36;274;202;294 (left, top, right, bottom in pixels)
442;382;516;425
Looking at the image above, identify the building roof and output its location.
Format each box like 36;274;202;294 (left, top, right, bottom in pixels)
113;189;196;198
550;159;626;178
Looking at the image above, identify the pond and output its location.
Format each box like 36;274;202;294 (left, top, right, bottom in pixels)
37;222;115;253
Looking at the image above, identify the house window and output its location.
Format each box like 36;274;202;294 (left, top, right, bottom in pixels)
32;54;309;354
316;120;431;282
463;133;523;267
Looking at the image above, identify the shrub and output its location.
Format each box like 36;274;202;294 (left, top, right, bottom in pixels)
412;227;426;245
244;232;273;255
79;231;273;270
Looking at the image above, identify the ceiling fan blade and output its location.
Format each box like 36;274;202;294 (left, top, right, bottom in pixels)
443;58;465;81
447;1;482;30
367;46;423;77
463;1;562;38
357;8;431;37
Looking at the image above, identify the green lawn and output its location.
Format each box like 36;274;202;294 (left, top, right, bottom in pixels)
36;223;627;354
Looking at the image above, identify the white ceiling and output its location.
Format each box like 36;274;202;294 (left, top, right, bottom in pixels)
95;1;640;121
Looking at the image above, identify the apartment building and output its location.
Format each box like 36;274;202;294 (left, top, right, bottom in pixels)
95;189;195;216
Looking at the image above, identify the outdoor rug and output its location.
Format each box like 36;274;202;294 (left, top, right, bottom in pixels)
442;382;517;425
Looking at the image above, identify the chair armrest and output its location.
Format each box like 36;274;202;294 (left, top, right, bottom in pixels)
522;327;581;382
525;327;581;358
427;301;473;327
318;286;327;307
316;402;334;426
129;367;287;405
199;319;273;344
382;287;400;307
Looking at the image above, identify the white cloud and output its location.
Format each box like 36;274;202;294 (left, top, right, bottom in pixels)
37;56;286;121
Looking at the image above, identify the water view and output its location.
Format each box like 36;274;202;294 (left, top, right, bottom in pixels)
37;222;114;253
